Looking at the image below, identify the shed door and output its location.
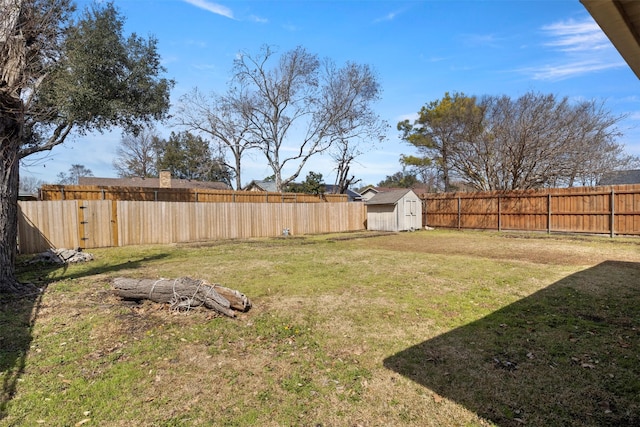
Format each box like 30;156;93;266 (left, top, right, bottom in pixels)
405;199;417;229
405;199;416;216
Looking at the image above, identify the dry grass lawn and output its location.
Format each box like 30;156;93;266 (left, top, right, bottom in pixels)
1;229;639;426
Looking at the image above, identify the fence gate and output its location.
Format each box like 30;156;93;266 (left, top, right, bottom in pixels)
76;200;116;249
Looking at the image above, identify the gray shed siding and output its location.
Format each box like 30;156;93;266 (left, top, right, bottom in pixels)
366;189;422;231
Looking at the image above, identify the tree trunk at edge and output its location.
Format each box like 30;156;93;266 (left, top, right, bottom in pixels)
0;92;25;294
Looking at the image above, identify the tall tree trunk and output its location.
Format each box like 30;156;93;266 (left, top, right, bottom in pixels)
0;95;24;294
234;154;242;191
1;0;27;293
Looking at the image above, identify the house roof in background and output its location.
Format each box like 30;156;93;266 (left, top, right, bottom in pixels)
245;181;363;200
324;185;362;200
581;0;640;79
244;180;278;192
365;189;415;205
598;169;640;185
79;177;230;190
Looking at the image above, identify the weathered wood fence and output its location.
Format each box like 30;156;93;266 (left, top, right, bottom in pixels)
39;185;348;203
420;184;640;236
18;200;366;254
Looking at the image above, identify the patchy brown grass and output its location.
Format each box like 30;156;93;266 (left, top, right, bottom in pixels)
1;229;639;426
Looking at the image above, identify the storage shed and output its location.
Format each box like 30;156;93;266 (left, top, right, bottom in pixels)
365;189;422;231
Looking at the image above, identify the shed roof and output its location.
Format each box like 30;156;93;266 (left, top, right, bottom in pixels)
365;189;414;205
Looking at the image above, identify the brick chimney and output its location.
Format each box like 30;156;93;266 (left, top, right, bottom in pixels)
159;170;172;188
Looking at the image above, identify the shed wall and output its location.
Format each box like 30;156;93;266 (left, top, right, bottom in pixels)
367;205;399;231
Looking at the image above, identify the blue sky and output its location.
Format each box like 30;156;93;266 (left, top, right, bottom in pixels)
21;0;640;188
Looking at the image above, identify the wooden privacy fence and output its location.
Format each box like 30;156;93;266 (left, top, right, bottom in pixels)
18;200;366;254
420;184;640;237
39;185;348;203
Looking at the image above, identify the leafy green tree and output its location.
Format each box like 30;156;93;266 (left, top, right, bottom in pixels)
286;171;325;195
0;1;173;293
56;164;93;185
377;170;419;188
400;154;439;190
156;131;233;185
398;92;482;192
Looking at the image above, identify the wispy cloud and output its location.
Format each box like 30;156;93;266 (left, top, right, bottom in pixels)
249;15;268;24
522;16;625;81
460;33;504;49
522;60;625;81
542;18;611;52
628;111;640;121
373;7;408;24
183;0;234;19
282;23;300;32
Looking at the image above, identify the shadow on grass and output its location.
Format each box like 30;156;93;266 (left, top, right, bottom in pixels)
0;252;170;420
0;289;43;421
384;261;640;427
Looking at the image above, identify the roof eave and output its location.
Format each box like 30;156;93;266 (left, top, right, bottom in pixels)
581;0;640;79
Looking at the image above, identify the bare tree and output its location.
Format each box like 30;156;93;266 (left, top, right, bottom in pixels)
113;126;160;178
174;88;253;190
400;91;626;191
331;138;361;194
231;45;321;191
56;163;93;185
232;45;385;191
475;93;624;190
18;174;45;194
323;61;388;194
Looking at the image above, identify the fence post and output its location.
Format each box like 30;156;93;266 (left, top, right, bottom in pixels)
610;189;615;238
497;195;501;231
422;197;427;228
547;193;551;234
457;196;461;230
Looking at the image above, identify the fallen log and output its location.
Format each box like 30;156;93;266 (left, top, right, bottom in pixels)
112;277;251;318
